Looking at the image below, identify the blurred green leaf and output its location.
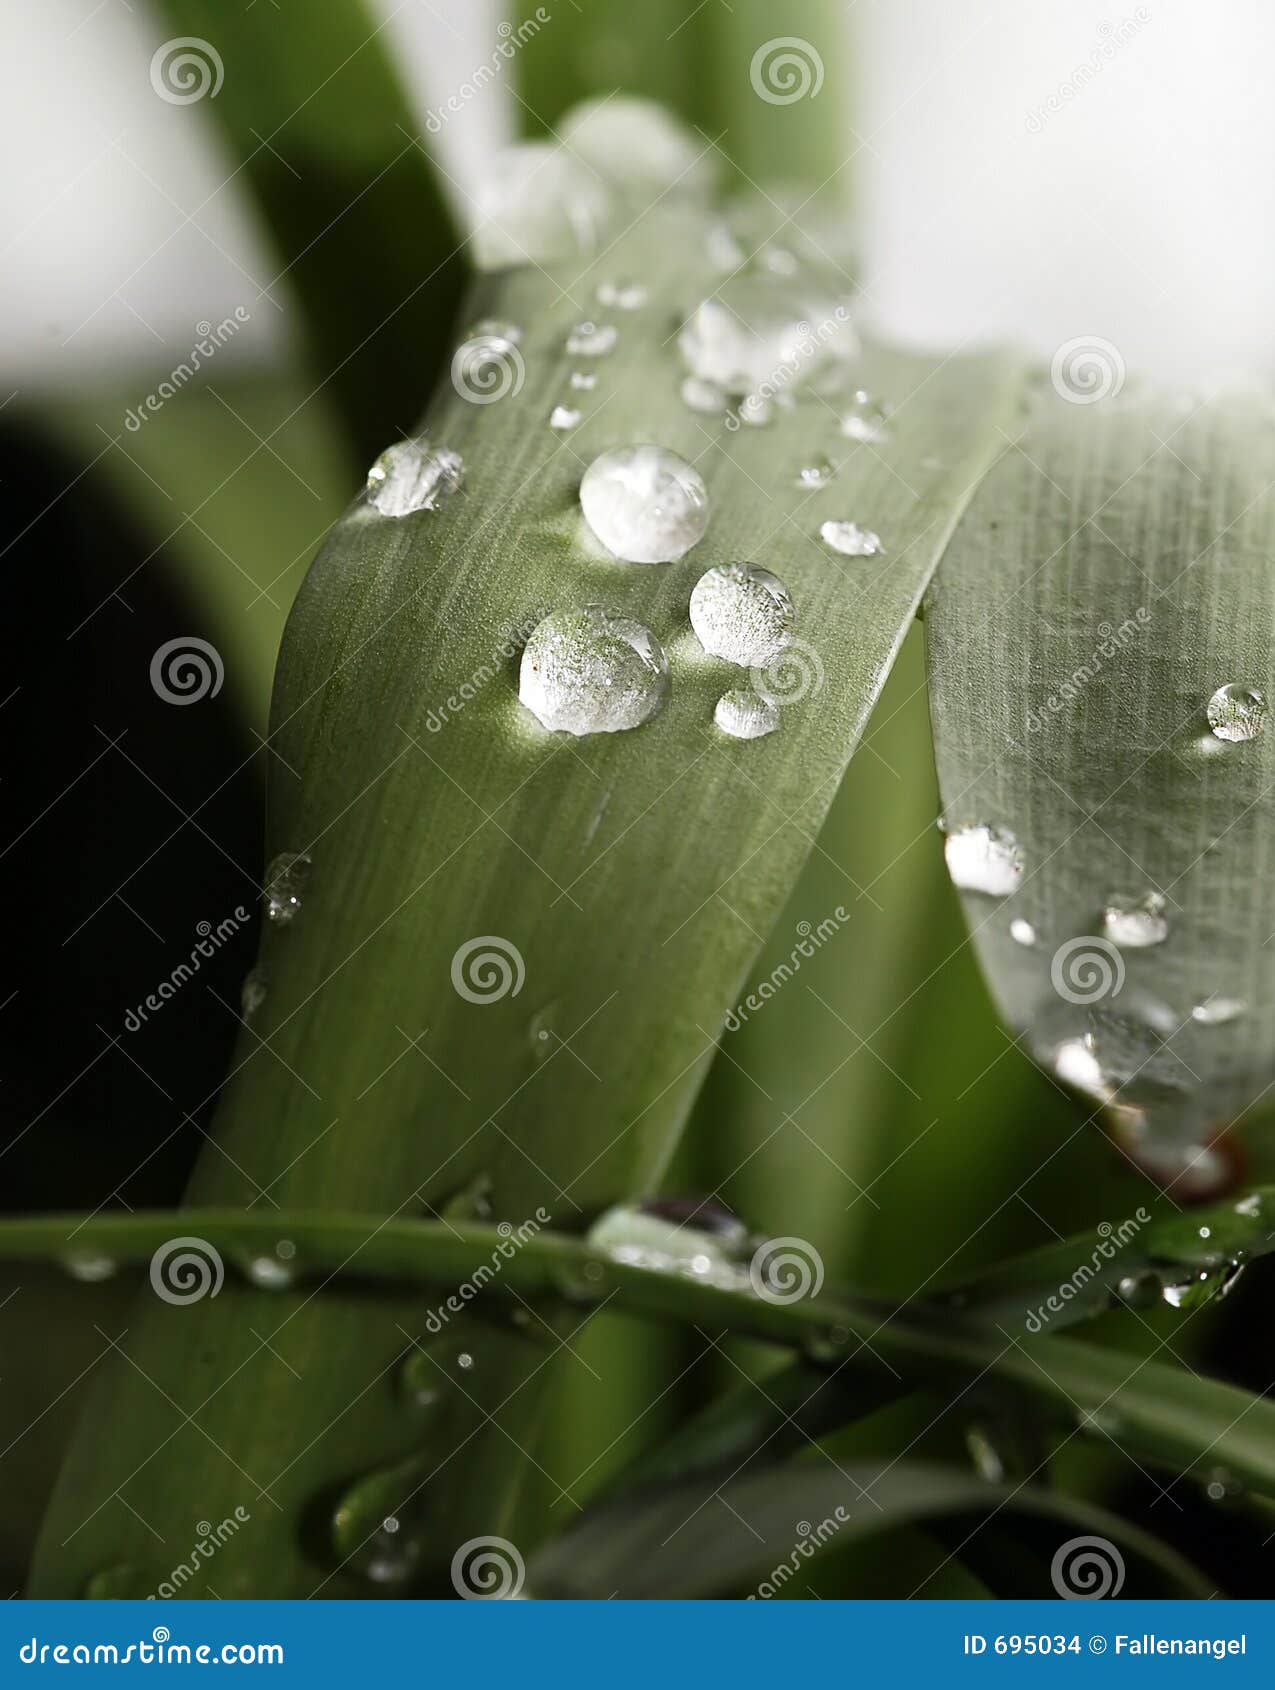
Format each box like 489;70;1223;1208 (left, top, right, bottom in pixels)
145;0;466;470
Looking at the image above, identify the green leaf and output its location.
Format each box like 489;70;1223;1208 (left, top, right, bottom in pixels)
525;1459;1214;1598
925;387;1275;1184
144;0;466;471
31;186;1025;1596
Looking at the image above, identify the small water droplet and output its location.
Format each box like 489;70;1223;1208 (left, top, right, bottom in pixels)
549;404;580;432
1206;683;1267;743
680;376;725;414
264;852;311;927
366;440;463;517
840;391;890;444
569;370;597;391
246;1254;294;1290
690;563;794;667
240;966;268;1021
1101;890;1169;949
964;1422;1006;1484
796;456;835;489
1009;917;1037;946
64;1251;116;1283
1192;995;1246;1026
944;824;1024;897
820;519;883;558
566;321;617;358
1203;1465;1243;1503
579;445;709;563
456;1351;475;1372
519;606;670;736
596;279;647;310
715;687;780;740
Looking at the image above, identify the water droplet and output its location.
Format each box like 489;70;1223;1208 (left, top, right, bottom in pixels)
559;95;715;200
1202;1465;1243;1503
565;321;617;358
331;1454;430;1588
579;445;708;563
944;825;1024;897
964;1422;1006;1484
529;1004;558;1064
456;1351;475;1372
64;1251;116;1283
690;563;794;667
1206;683;1267;743
569;371;597;391
399;1349;441;1409
519;607;669;736
366;440;463;518
246;1254;294;1290
840;391;890;444
264;851;311;927
549;405;580;432
1235;1193;1263;1218
680;375;725;414
1102;890;1169;949
1115;1270;1162;1308
597;279;647;310
760;244;800;278
1052;1037;1108;1096
715;687;780;740
679;276;857;397
796;456;835;489
587;1198;752;1282
820;519;883;558
240;966;268;1022
1192;995;1246;1026
1009;917;1038;946
473;142;612;269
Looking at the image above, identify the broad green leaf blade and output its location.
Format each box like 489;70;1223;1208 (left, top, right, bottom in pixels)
925;389;1275;1184
31;198;1023;1596
145;0;465;471
525;1459;1213;1598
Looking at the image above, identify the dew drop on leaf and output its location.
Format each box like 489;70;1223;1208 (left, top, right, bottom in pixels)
680;375;725;414
1101;890;1169;948
944;824;1024;896
820;519;883;558
690;564;794;667
579;445;708;563
519;607;669;735
596;279;647;310
549;405;580;432
366;441;463;517
1206;682;1267;742
1009;917;1038;946
715;687;781;741
264;851;311;927
565;321;617;358
1192;994;1246;1025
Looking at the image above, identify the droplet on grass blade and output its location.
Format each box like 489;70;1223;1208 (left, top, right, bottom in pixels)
944;825;1024;896
1101;890;1169;949
820;519;883;558
579;445;708;563
366;441;463;517
715;687;781;740
264;852;311;927
1206;682;1266;742
519;607;669;735
689;564;794;667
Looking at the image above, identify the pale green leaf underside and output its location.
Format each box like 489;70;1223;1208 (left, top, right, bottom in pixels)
926;388;1275;1163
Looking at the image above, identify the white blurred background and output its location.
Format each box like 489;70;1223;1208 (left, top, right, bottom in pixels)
4;0;1272;390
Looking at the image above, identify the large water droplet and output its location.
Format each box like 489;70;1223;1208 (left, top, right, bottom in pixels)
587;1197;752;1283
565;321;617;358
1101;890;1169;948
820;519;883;558
715;687;780;741
679;276;857;398
366;441;463;517
558;95;716;199
519;607;669;735
689;563;794;667
1206;682;1267;743
264;851;311;927
1192;994;1246;1026
473;142;612;269
579;445;709;563
944;825;1024;896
